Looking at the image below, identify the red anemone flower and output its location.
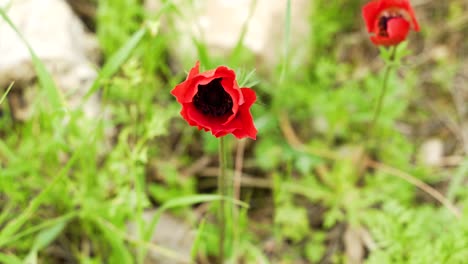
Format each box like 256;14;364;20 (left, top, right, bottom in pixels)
171;62;257;140
362;0;419;46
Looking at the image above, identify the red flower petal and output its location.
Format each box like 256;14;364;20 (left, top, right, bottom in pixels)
171;62;201;104
362;1;381;33
386;18;410;40
230;88;257;140
188;61;201;79
371;17;410;46
171;62;257;140
377;0;419;31
362;0;419;46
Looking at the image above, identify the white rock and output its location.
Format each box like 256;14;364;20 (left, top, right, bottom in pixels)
145;0;311;71
0;0;100;120
127;211;194;264
418;138;444;167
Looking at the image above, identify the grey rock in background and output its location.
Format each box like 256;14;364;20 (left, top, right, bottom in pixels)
0;0;100;120
127;211;194;264
418;138;444;167
145;0;311;72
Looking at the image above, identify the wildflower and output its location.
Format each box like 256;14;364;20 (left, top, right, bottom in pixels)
171;62;257;140
362;0;419;46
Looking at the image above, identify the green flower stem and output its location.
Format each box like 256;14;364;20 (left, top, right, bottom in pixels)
369;46;398;144
218;136;227;262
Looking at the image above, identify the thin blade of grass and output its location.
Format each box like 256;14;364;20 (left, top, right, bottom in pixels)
279;0;292;83
193;37;211;69
31;220;67;252
0;82;14;105
0;154;79;247
84;27;147;100
93;216;192;264
143;194;249;259
0;9;65;110
238;68;260;88
447;158;468;202
0;140;17;161
228;0;257;65
23;220;68;264
0;253;22;264
150;0;180;19
159;194;249;212
0;203;13;227
94;218;133;264
0;212;77;248
190;218;206;261
245;241;271;264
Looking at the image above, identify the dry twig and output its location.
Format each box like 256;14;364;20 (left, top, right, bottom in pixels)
278;112;462;219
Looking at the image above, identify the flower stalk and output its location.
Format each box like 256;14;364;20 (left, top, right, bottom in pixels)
171;62;257;261
369;45;397;139
218;136;227;262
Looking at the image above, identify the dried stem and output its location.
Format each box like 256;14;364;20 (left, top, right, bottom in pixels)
234;139;246;201
278;114;461;219
366;159;461;218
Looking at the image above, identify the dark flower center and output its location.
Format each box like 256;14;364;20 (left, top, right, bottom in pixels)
378;13;402;36
193;78;233;117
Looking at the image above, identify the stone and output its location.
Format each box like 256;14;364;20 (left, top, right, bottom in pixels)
344;225;364;264
145;0;312;72
126;211;194;264
0;0;100;120
418;138;444;167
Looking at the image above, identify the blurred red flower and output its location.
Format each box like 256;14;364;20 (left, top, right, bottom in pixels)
171;62;257;140
362;0;419;46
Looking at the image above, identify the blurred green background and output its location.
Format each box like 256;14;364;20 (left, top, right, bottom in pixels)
1;0;467;263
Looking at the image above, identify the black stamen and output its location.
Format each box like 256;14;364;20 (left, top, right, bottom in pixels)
193;78;233;117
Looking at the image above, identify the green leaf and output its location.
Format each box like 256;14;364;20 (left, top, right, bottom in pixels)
0;154;78;247
84;27;147;99
274;204;309;242
158;194;248;213
191;218;206;260
0;212;76;248
31;220;67;251
193;38;211;69
237;68;260;88
95;219;134;264
144;194;248;254
92;216;190;264
447;158;468;202
0;253;23;264
23;221;67;264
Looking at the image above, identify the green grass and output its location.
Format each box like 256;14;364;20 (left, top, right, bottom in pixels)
1;0;467;263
